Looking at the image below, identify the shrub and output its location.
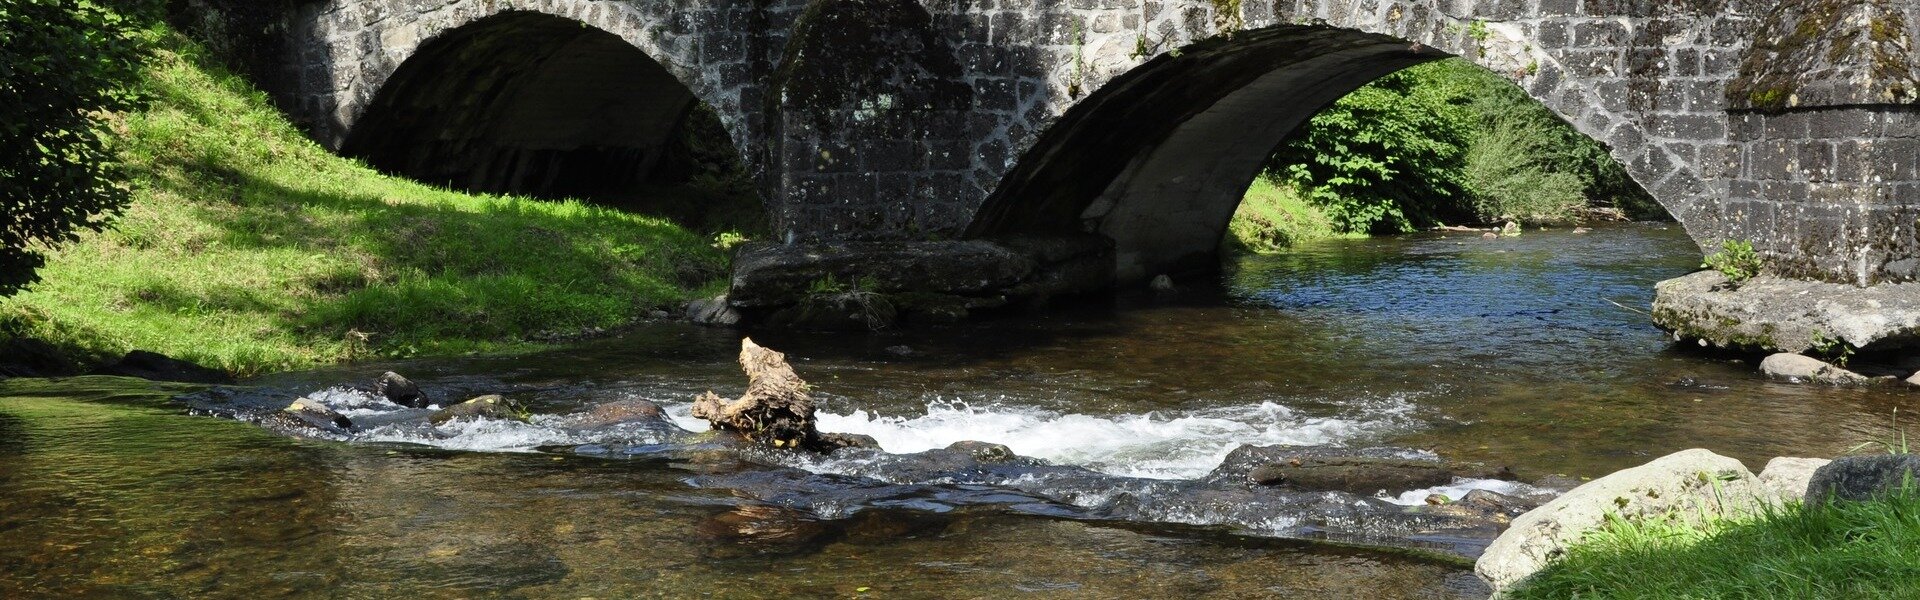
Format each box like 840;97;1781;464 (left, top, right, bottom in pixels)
0;0;156;297
1702;239;1762;282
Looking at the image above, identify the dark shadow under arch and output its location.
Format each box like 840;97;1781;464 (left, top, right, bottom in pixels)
967;25;1462;282
340;11;761;232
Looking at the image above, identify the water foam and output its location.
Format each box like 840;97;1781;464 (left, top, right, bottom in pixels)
663;396;1417;480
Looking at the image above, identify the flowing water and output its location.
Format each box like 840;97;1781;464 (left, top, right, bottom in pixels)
4;224;1915;598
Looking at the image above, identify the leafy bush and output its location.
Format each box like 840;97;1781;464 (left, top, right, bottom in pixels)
1702;239;1762;282
0;0;156;297
1265;64;1475;233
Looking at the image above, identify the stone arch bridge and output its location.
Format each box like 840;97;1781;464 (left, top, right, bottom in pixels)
269;0;1919;319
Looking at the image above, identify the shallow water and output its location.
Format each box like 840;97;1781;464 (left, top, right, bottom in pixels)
4;224;1915;598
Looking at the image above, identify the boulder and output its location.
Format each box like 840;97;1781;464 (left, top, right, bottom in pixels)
687;295;741;326
426;394;528;424
1757;457;1832;503
1652;270;1920;354
375;371;428;408
1804;454;1920;505
564;399;668;428
818;432;882;452
1759;353;1870;385
1149;274;1176;293
1457;489;1540;518
1476;449;1770;594
1907;371;1920;387
96;350;232;384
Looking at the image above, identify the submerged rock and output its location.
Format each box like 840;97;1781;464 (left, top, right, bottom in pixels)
1475;448;1770;594
1759;353;1870;385
427;394;528;424
1757;456;1832;503
96;350;232;384
1805;454;1920;505
1248;457;1455;494
375;371;428;408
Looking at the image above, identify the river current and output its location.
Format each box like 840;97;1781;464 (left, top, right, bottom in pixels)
3;224;1914;598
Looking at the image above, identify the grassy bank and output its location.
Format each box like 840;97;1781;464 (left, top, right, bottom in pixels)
1509;494;1920;598
1222;178;1349;254
0;35;728;377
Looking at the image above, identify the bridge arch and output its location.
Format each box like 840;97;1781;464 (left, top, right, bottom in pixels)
967;20;1689;282
291;0;767;211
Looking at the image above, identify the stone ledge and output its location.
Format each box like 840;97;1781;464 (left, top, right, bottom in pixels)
1652;270;1920;353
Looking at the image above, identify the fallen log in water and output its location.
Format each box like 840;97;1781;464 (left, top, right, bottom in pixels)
692;338;875;453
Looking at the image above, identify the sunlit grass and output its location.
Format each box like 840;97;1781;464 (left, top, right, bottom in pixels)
0;34;727;376
1508;492;1920;599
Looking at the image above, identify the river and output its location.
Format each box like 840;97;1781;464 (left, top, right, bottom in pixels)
3;223;1912;598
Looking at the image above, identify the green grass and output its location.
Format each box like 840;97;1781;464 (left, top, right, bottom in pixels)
0;35;729;377
1508;493;1920;599
1223;177;1352;254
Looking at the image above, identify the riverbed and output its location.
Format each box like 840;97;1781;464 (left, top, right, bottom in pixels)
3;224;1912;598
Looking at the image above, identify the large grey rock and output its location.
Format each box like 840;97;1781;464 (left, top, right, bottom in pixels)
1653;271;1920;353
1759;353;1871;385
1757;457;1832;503
1805;455;1920;505
1907;371;1920;387
1476;449;1770;594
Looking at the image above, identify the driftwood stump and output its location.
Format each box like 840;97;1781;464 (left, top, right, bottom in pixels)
692;338;825;450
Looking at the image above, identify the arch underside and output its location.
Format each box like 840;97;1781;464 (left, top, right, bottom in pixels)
970;25;1561;282
339;11;707;202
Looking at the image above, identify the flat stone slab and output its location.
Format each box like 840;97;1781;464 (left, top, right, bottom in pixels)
1653;271;1920;353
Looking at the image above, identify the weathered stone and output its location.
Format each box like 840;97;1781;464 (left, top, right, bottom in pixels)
96;350;232;384
1757;456;1832;504
375;371;428;408
427;394;528;424
687;295;742;326
1907;370;1920;386
1805;454;1920;505
1654;270;1920;353
563;398;670;430
1759;353;1872;385
727;241;1033;308
1476;449;1771;594
1148;274;1176;293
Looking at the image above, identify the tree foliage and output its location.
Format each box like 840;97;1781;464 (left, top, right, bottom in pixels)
0;0;154;297
1264;59;1662;235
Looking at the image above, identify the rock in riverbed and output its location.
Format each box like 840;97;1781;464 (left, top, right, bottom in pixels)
427;394;528;424
264;397;353;435
375;371;428;408
1759;353;1870;385
1476;449;1771;594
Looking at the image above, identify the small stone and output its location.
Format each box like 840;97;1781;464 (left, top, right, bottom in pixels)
1572;227;1592;234
650;310;672;319
1906;371;1920;386
884;345;914;356
1149;274;1176;293
278;398;353;432
1425;493;1450;505
1759;353;1870;385
946;440;1016;462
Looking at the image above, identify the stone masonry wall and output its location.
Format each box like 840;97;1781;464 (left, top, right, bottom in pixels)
285;0;1920;285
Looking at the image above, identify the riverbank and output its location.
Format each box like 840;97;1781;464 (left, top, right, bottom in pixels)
0;34;728;377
